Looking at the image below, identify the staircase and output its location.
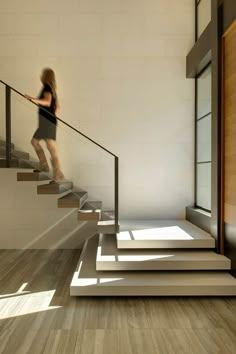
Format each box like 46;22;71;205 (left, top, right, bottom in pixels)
1;139;236;296
1;77;236;297
17;170;117;233
70;220;236;296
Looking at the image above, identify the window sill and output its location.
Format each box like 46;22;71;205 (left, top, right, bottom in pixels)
186;206;211;233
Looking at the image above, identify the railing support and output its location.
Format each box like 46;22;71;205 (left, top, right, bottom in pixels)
5;86;11;168
115;156;119;232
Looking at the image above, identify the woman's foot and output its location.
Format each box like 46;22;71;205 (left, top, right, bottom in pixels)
53;169;65;182
33;164;50;173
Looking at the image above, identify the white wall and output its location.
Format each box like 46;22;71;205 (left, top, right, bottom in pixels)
0;0;195;219
0;169;97;249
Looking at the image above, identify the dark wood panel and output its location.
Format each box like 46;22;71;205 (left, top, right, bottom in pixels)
223;19;236;233
225;204;236;223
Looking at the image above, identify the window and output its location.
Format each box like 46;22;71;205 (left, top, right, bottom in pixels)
196;65;211;211
196;0;211;39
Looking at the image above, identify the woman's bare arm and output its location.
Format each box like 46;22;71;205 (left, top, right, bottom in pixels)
25;92;52;107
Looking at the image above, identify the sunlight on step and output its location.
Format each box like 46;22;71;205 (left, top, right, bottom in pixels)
0;290;61;320
119;226;194;241
72;272;124;287
97;246;174;262
17;282;28;293
117;255;174;261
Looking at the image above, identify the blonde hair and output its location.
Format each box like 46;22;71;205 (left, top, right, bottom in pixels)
41;68;59;110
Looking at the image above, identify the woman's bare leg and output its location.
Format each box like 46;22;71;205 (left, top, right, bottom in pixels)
31;138;49;172
45;139;64;181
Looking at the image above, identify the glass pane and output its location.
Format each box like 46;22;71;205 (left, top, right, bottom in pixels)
198;0;211;38
197;115;211;162
196;162;211;210
197;65;211;119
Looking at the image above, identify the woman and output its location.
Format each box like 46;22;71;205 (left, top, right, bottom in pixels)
25;68;64;181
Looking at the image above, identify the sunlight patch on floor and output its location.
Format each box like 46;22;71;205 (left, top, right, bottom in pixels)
0;290;61;320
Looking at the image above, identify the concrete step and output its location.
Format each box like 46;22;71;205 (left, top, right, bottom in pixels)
58;191;88;208
18;159;39;169
17;171;51;182
101;211;115;221
96;234;231;271
37;181;73;194
0;158;19;168
0;158;37;169
116;220;215;249
78;201;102;221
97;220;120;234
70;236;236;296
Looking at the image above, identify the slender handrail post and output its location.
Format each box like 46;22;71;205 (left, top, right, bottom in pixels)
114;156;119;232
5;86;11;168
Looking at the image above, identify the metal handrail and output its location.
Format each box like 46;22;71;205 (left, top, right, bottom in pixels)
0;80;117;158
0;79;119;231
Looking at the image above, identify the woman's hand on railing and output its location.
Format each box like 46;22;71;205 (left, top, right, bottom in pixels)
25;94;33;101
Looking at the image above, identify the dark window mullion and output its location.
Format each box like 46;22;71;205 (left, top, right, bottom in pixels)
197;161;212;164
197;112;212;121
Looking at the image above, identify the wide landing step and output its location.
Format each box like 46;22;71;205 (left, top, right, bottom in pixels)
70;236;236;296
117;220;215;249
96;234;230;271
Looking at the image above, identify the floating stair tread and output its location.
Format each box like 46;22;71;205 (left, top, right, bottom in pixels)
101;211;115;221
37;181;73;194
117;220;215;249
0;147;29;160
79;201;102;213
97;220;120;234
78;201;102;221
17;171;51;181
70;236;236;296
18;159;39;169
0;140;14;149
96;234;231;271
0;158;19;168
58;191;88;208
0;158;35;169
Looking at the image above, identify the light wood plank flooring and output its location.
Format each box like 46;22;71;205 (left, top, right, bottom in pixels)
0;249;236;354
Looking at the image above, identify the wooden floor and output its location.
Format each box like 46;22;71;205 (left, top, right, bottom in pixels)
0;250;236;354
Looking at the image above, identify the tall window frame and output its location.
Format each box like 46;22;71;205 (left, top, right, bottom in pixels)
195;0;211;40
195;64;212;212
194;1;212;213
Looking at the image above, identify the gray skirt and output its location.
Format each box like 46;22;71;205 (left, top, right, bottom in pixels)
33;115;57;140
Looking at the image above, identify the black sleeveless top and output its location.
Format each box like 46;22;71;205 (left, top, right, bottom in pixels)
38;84;57;125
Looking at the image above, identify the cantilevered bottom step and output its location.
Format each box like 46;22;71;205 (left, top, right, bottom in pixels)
96;234;231;271
70;236;236;296
117;220;215;249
